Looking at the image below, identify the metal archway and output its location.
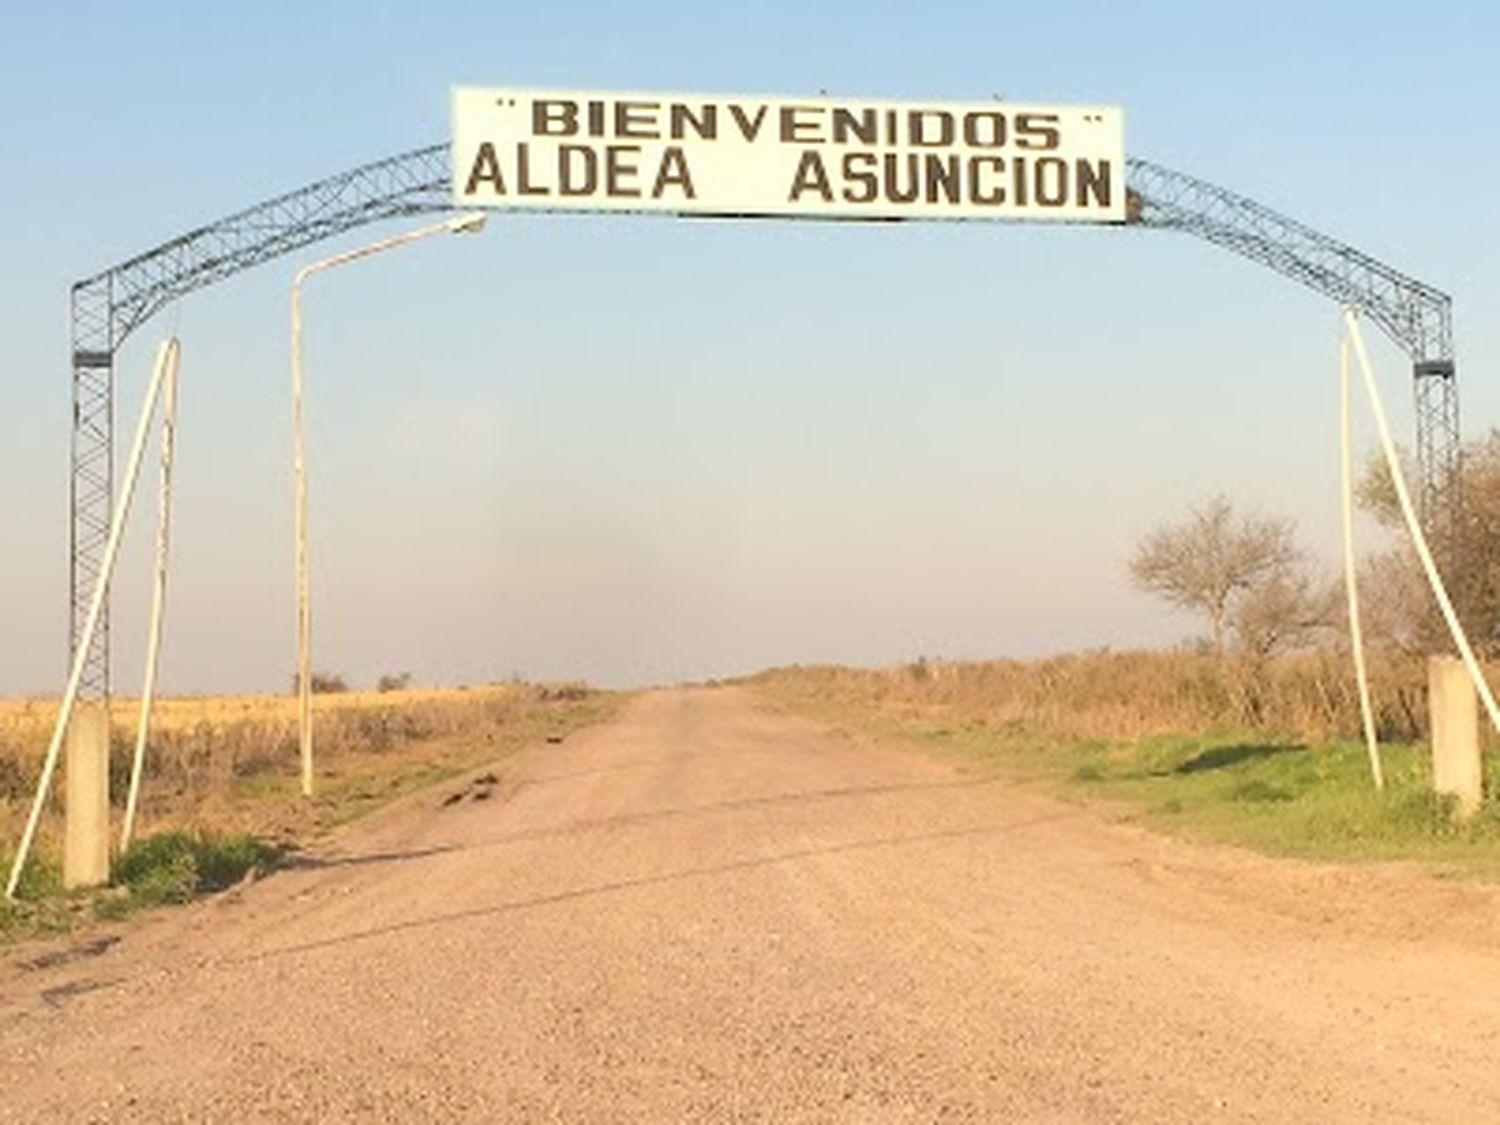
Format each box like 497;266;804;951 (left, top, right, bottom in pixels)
67;144;1460;697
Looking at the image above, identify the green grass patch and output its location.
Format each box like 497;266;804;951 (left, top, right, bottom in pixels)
973;728;1500;870
4;851;65;901
0;854;75;941
755;683;1500;874
106;830;281;916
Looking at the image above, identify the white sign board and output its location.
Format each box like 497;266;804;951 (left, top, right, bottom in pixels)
452;87;1125;223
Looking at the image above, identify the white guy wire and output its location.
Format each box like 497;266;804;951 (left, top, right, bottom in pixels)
121;350;181;851
1338;332;1382;788
1344;308;1500;735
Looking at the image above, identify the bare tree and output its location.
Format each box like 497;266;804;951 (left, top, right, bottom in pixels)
1129;496;1301;657
1356;548;1430;655
1234;570;1338;660
1358;428;1500;656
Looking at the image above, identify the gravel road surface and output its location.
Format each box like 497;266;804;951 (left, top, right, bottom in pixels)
4;687;1500;1121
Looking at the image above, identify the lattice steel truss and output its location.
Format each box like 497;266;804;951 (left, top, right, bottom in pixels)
66;146;1461;698
1125;158;1461;569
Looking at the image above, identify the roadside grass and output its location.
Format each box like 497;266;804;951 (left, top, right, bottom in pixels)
751;666;1500;875
0;856;71;940
0;683;622;943
0;832;280;934
1039;733;1500;871
104;831;282;917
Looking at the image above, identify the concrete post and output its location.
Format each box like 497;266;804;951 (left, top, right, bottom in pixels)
64;703;111;888
1429;655;1482;821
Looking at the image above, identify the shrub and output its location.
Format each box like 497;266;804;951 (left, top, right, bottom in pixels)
286;671;349;694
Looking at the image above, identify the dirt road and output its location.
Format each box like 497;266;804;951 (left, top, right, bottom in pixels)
4;688;1500;1121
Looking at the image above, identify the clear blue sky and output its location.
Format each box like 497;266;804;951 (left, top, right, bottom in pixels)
1;1;1496;693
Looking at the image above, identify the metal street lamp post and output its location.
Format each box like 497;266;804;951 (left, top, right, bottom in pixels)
291;212;486;796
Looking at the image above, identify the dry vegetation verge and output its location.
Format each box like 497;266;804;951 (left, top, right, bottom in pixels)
750;650;1500;873
753;648;1450;745
0;683;621;939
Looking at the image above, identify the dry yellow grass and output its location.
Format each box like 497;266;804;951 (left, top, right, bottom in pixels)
0;682;620;869
1;685;527;740
752;647;1461;746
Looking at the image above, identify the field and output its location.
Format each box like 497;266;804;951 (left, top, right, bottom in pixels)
749;650;1500;873
0;682;621;931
